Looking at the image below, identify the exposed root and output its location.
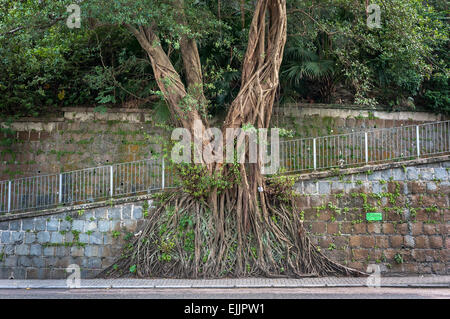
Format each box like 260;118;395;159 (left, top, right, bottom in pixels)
98;188;367;279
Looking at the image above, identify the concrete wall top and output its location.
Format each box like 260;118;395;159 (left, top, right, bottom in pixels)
274;105;447;122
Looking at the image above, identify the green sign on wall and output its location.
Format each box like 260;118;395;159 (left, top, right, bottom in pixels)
366;212;383;221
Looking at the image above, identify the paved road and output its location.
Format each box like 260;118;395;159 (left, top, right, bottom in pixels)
0;287;449;299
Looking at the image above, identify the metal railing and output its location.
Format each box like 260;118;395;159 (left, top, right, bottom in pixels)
280;120;449;173
0;120;449;214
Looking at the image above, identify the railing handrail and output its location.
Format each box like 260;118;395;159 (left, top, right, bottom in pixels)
281;120;449;144
1;120;449;184
0;120;448;214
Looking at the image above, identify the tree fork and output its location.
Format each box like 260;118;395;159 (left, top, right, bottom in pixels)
100;0;367;279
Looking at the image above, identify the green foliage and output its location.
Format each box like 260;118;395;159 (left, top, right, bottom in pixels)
0;0;447;117
394;252;404;264
175;163;238;199
129;264;137;273
112;230;121;239
266;170;297;202
283;0;448;111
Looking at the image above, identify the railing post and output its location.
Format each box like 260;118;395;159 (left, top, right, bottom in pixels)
161;157;165;189
416;125;420;158
59;173;62;204
313;138;317;170
7;180;11;213
364;132;369;164
110;165;114;197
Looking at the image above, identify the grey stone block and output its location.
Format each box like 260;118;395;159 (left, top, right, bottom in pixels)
55;247;69;257
18;256;32;267
419;169;434;181
85;246;99;257
103;234;112;245
64;232;74;243
47;219;59;231
11;231;24;244
21;219;34;231
98;220;110;233
45;256;58;267
3;245;14;255
353;174;367;182
372;181;382;194
381;169;393;180
1;231;10;243
95;208;108;219
37;231;50;244
331;182;344;192
31;257;45;268
406;167;418;180
85;221;97;232
9;220;21;231
84;211;95;220
16;244;30;255
30;244;42;256
50;268;67;279
24;232;36;244
133;206;143;220
344;182;354;192
4;256;18;267
404;235;415;248
0;222;9;231
60;221;71;231
122;206;132;219
43;247;55;257
109;207;121;219
434;168;448;181
87;257;102;269
70;246;84;257
90;232;103;245
367;170;382;181
392;168;405;181
79;233;89;244
34;219;46;231
426;182;437;191
318;182;331;194
50;232;64;244
304;181;317;194
71;220;84;232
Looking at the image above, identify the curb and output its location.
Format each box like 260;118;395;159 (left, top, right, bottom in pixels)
0;283;448;289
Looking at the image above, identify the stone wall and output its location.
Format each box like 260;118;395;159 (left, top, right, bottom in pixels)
0;108;162;180
0;198;151;279
272;104;447;137
0;159;448;279
1;106;447;181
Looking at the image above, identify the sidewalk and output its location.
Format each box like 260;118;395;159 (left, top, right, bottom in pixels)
0;276;449;289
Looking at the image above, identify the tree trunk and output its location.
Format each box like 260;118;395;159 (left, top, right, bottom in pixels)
101;0;366;279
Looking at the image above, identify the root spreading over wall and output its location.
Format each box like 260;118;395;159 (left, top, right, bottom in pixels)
99;188;366;279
